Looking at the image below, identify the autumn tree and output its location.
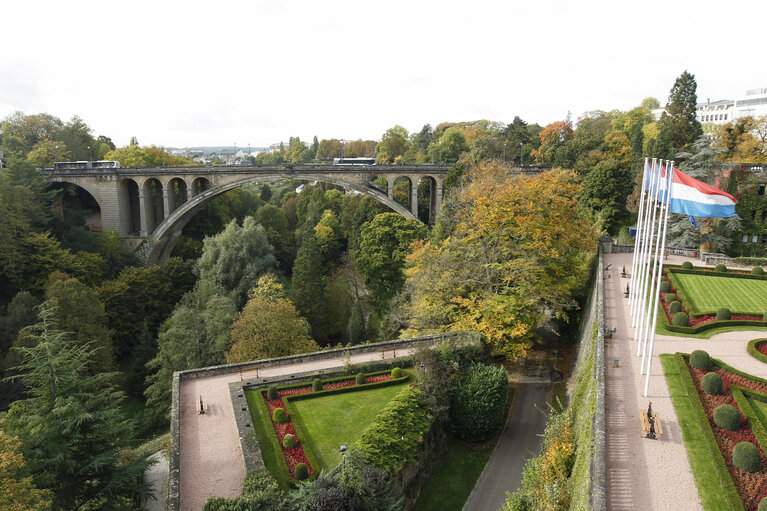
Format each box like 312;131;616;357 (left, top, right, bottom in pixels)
0;420;52;511
227;274;319;363
531;121;574;167
714;116;767;163
356;213;427;314
4;303;153;509
376;125;411;163
402;163;596;358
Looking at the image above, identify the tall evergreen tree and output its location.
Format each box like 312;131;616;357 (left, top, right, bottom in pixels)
659;70;704;155
291;222;331;343
4;303;153;510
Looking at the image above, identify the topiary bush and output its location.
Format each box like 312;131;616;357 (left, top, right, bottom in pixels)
355;372;366;385
701;372;723;395
713;404;740;431
294;462;309;480
282;433;297;449
267;386;278;400
716;308;731;321
681;261;693;269
660;281;672;293
450;363;509;442
689;350;711;370
673;312;689;327
665;293;677;303
272;407;287;423
391;367;404;379
715;263;727;272
733;442;761;473
312;378;322;392
669;301;683;314
752;266;764;275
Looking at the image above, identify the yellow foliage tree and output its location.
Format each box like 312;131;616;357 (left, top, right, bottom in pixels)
227;274;319;363
402;163;596;358
0;420;51;511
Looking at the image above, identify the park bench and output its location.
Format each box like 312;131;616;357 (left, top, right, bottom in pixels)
640;406;663;439
238;366;261;381
380;348;398;359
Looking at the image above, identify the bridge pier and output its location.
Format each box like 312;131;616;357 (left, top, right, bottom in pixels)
138;188;150;237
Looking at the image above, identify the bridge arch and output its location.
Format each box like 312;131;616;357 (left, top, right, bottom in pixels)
47;181;103;231
118;178;141;235
146;173;424;264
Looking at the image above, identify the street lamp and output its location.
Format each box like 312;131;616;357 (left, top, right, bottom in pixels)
503;142;507;162
87;145;93;162
520;143;524;166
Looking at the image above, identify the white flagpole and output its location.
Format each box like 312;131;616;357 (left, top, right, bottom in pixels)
629;158;650;309
641;160;670;373
636;162;661;354
632;159;657;325
644;161;675;397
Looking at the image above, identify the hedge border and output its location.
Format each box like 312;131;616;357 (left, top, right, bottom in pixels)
663;353;743;510
666;267;767;316
747;339;767;364
247;370;412;485
730;385;767;454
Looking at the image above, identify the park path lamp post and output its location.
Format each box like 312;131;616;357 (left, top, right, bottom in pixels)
503;141;507;162
87;145;92;162
520;143;523;166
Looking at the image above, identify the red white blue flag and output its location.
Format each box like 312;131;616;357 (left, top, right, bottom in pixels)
668;169;737;218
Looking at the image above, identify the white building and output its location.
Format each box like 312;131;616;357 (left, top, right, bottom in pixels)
652;88;767;127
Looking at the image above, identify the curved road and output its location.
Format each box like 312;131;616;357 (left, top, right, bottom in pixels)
463;383;551;511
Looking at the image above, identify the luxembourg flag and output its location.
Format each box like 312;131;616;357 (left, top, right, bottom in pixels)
669;168;737;218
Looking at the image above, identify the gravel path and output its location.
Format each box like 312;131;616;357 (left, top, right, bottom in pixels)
604;252;767;511
179;348;418;511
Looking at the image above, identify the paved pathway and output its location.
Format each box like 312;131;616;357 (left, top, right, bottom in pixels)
179;348;417;511
144;451;169;511
462;383;551;511
604;252;767;511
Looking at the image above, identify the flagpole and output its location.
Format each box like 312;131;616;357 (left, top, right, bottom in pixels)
632;159;656;326
636;161;661;354
645;161;675;396
641;160;670;374
629;158;650;309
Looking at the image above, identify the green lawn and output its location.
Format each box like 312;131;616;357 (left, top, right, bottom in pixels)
412;438;494;511
288;378;411;470
673;273;767;314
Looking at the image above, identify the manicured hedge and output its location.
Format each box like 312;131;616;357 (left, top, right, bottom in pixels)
702;372;723;395
733;442;761;473
715;263;728;273
747;339;767;364
665;293;677;303
730;385;767;453
734;257;767;267
673;312;690;327
716;308;731;321
753;267;765;276
660;281;672;293
713;404;740;431
682;261;694;269
670;301;683;314
450;363;509;442
665;318;767;335
690;350;711;370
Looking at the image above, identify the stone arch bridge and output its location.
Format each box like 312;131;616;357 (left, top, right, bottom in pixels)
42;163;451;264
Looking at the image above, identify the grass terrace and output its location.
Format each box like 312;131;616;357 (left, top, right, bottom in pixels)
672;273;767;314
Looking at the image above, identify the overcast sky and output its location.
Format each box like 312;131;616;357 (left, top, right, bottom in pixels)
1;0;764;149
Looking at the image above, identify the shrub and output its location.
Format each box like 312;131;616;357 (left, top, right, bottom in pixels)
282;433;297;449
713;404;740;431
672;312;689;327
752;266;765;275
659;281;672;293
681;261;693;269
272;407;287;423
312;378;322;392
267;386;278;400
294;462;309;480
701;372;723;395
665;293;677;303
669;301;683;314
450;363;509;442
689;350;711;370
733;442;761;473
715;263;727;272
391;367;404;379
716;308;731;321
355;373;366;385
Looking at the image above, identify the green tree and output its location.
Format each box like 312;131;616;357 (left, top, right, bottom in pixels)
25;140;72;168
659;70;704;155
4;303;153;510
195;216;278;306
0;420;52;511
291;223;332;343
145;280;236;412
579;158;634;233
429;127;469;164
356;213;427;313
376;125;411;163
227;274;319;363
44;272;116;375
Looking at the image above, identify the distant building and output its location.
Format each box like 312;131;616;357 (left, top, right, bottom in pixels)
652;88;767;127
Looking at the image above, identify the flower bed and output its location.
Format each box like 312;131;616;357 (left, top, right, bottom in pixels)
261;372;393;479
687;359;767;510
758;342;767;358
